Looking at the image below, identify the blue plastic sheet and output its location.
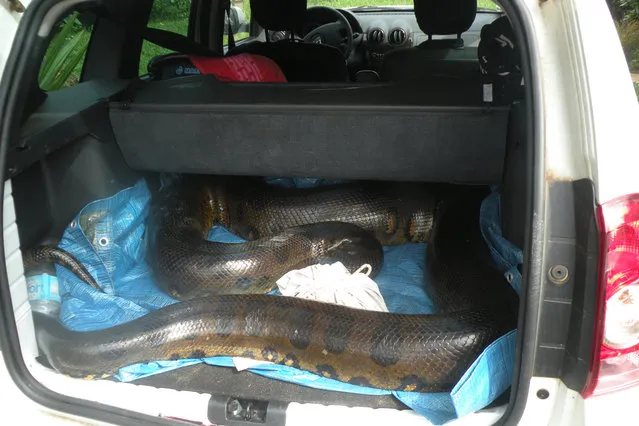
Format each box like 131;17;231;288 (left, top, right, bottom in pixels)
49;178;522;425
480;189;524;294
56;181;176;331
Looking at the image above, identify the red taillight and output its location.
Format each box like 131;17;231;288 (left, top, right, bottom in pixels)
583;194;639;397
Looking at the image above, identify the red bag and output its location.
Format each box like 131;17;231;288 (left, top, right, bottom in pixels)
189;53;287;82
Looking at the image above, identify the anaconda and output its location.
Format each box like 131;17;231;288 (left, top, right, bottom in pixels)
146;177;440;299
29;179;518;392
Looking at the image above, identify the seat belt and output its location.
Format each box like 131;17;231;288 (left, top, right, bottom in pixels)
142;27;219;57
93;6;220;57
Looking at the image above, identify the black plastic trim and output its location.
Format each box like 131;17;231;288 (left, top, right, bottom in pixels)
12;135;139;248
7;79;130;179
559;181;599;391
108;88;509;184
187;0;198;41
82;12;127;81
522;180;599;388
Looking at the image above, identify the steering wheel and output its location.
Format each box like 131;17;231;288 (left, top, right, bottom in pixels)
302;7;354;60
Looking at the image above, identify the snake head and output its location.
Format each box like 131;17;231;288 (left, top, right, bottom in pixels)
306;222;384;278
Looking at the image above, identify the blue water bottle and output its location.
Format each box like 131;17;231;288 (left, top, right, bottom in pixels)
26;262;61;317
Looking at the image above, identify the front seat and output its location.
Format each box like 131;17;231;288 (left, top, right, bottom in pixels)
380;0;480;83
227;0;349;82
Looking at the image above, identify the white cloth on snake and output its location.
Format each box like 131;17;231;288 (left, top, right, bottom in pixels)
275;262;390;312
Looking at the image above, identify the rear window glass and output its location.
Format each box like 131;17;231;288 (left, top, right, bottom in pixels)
139;0;192;75
224;0;251;46
38;12;94;91
304;0;499;9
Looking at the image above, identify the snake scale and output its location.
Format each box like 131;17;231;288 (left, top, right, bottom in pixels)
30;177;518;392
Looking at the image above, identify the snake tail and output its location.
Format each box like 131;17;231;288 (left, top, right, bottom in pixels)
23;246;102;292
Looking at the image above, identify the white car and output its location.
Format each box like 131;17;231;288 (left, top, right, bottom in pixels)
0;0;638;425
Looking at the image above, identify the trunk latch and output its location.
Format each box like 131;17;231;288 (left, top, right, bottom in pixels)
208;395;287;425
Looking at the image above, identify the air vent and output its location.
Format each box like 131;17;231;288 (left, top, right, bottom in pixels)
367;28;385;45
388;28;407;45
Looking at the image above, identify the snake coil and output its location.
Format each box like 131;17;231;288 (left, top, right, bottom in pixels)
30;178;518;392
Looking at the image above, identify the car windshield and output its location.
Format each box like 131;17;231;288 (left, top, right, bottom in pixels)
307;0;500;10
310;1;411;8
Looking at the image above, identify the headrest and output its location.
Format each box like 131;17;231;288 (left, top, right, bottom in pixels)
414;0;477;36
250;0;307;31
479;16;520;77
478;16;524;103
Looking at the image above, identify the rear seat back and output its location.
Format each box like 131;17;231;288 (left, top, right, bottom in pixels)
147;53;203;80
380;0;480;84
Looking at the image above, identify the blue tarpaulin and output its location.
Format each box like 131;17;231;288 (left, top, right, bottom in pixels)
46;177;522;425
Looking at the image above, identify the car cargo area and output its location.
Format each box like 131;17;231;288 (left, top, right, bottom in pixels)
0;1;533;425
4;76;528;425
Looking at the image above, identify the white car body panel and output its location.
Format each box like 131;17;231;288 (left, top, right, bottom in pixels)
0;1;27;76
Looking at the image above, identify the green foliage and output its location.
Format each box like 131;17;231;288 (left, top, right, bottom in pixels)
618;0;639;21
149;0;191;21
138;0;192;74
239;0;251;21
139;19;190;75
38;13;91;91
617;19;639;71
635;82;639;100
608;0;639;21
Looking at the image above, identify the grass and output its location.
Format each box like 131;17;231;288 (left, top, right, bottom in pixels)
139;20;189;75
477;0;501;9
635;82;639;99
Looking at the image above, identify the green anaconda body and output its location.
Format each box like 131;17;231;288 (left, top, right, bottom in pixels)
146;177;442;299
31;180;518;392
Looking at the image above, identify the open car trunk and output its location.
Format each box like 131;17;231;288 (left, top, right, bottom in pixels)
0;2;535;424
3;71;529;425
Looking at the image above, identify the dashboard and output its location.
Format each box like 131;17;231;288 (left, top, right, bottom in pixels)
349;8;501;49
267;7;503;73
